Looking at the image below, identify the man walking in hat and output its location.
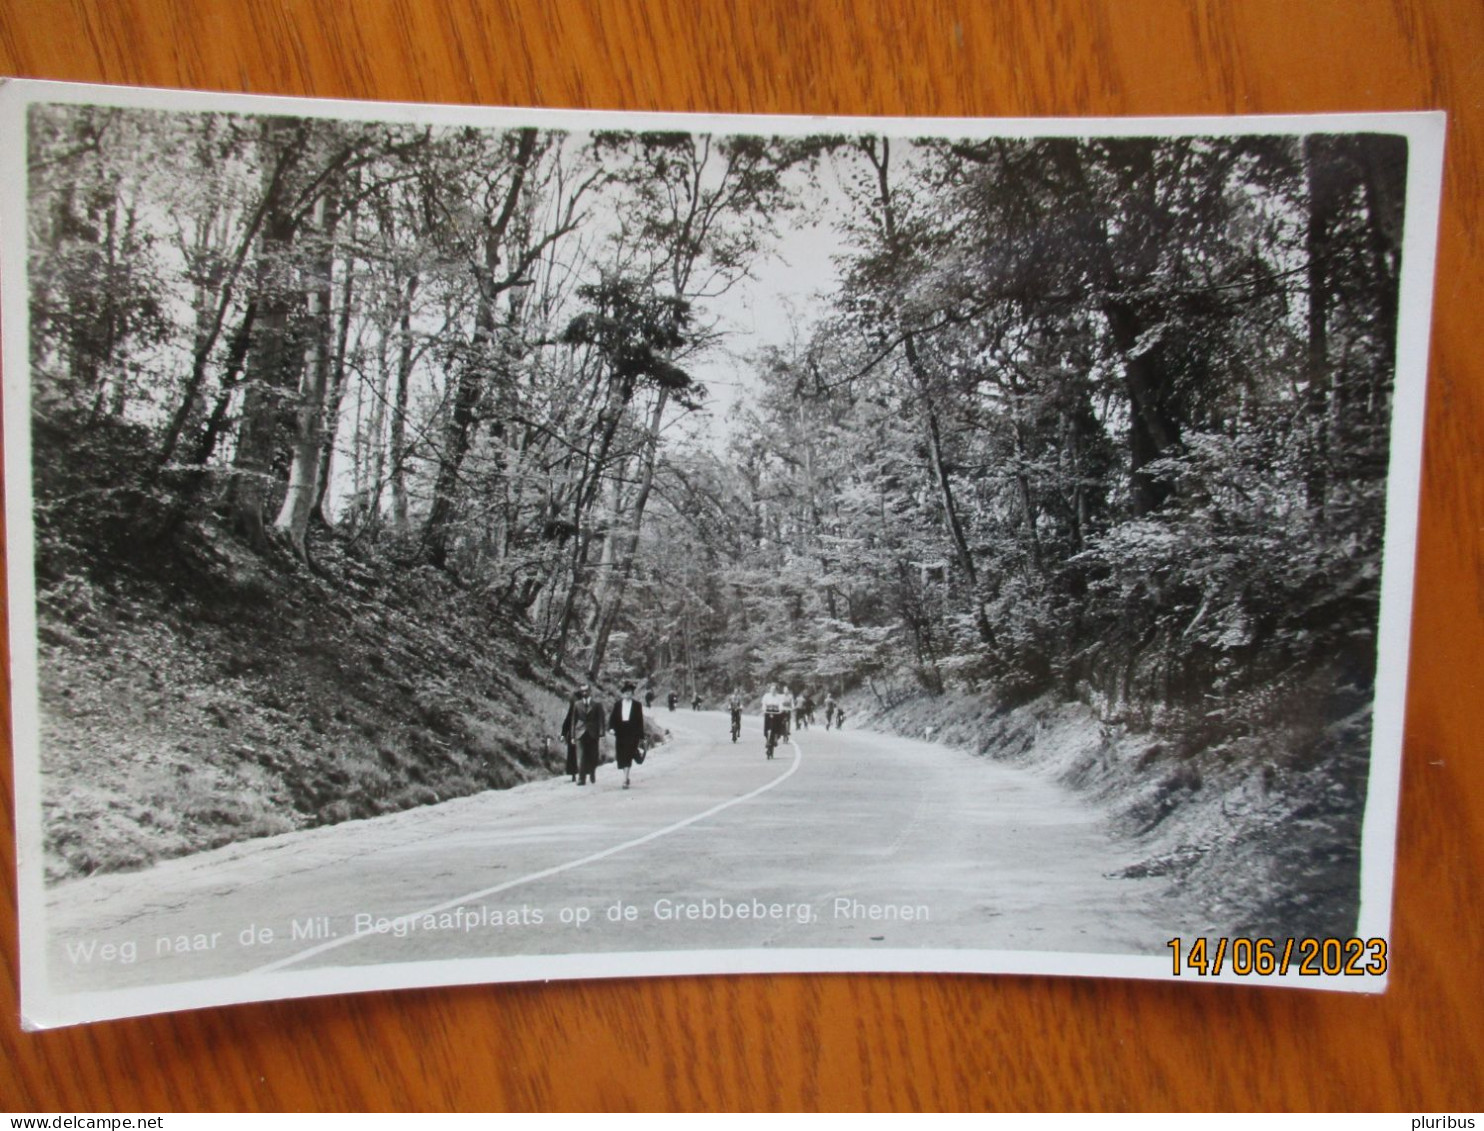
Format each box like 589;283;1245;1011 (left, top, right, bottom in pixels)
562;685;605;786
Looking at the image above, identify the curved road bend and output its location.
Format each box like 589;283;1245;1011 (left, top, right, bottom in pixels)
45;711;1180;992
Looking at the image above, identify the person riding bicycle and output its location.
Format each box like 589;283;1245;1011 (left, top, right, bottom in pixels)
727;690;743;742
824;692;839;730
761;683;790;759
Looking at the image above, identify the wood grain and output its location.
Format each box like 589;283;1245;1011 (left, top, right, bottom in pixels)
1;0;1481;1111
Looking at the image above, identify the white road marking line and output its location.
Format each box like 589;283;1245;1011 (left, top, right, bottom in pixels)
250;737;804;974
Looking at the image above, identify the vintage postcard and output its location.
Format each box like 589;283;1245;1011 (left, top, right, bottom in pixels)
0;80;1443;1027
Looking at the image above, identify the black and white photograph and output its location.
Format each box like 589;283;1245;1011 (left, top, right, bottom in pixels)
1;81;1442;1027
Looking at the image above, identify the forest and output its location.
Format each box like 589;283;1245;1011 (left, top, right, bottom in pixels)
21;102;1407;928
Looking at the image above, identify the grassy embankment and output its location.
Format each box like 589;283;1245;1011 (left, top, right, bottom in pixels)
851;675;1373;939
31;419;581;883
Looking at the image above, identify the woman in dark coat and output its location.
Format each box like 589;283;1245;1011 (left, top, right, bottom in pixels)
609;681;647;790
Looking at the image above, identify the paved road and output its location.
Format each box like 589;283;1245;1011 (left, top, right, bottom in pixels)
43;711;1179;999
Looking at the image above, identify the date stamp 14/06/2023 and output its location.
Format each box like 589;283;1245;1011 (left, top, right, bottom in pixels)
1167;937;1388;978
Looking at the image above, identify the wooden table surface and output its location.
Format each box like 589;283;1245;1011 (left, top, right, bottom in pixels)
1;0;1481;1112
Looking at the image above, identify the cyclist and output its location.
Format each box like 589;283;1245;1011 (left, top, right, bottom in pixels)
761;683;789;759
824;692;838;730
727;689;743;743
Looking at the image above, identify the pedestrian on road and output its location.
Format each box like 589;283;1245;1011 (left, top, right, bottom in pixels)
566;685;606;786
610;680;647;790
558;685;585;781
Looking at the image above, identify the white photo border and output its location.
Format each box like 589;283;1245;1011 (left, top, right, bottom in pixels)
0;79;1445;1028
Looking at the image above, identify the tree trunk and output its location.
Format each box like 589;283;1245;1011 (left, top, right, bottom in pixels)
229;118;309;550
183;299;258;483
388;275;418;534
157;133;298;470
903;333;994;644
1357;135;1407;429
1303;136;1337;517
229;229;297;547
866;137;992;644
422;350;485;568
423;128;538;569
553;528;596;666
587;388;668;678
314;203;359;526
273;192;340;557
1012;419;1042;570
551;371;637;662
1104;301;1180;516
348;327;384;535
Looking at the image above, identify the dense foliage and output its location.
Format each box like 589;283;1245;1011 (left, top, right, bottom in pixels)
640;134;1404;732
28;104;1405;778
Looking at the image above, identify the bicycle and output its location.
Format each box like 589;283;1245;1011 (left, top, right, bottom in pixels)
763;711;786;759
730;709;741;743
